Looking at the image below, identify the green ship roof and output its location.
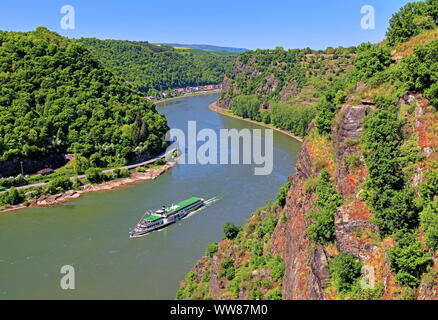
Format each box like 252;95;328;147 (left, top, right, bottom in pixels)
165;197;202;216
144;215;163;222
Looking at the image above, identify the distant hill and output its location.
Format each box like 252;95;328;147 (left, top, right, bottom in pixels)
155;43;248;53
79;38;236;93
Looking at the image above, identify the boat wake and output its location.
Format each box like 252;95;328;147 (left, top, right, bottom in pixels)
182;196;220;220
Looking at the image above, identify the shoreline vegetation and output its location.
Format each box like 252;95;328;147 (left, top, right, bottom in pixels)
0;162;175;214
208;102;304;143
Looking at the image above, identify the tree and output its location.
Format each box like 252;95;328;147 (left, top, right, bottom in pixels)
85;168;106;184
223;222;241;240
353;43;392;81
386;1;438;46
231;95;261;121
46;177;73;195
2;187;24;205
205;243;218;258
307;169;343;244
328;253;362;294
387;234;433;288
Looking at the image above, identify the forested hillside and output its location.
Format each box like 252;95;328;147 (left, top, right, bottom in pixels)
79;38;236;95
0;27;168;172
178;0;438;300
218;46;355;137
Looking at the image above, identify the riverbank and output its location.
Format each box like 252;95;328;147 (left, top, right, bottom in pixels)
208;102;304;143
0;162;175;214
154;89;221;104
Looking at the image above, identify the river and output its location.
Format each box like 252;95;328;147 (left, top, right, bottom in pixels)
0;93;301;299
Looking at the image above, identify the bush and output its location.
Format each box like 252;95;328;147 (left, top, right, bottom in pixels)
421;168;438;201
420;197;438;252
387;233;433;288
154;158;167;166
344;153;361;173
306;169;343;244
316;92;338;135
112;168;130;179
386;1;438;46
85;168;106;184
0;174;28;188
398;40;438;110
46;177;73;195
276;179;292;206
223;222;241;240
265;287;282;300
303;176;319;193
205;242;218;258
328;253;362;294
220;257;236;280
256;214;278;238
0;187;24;205
353;43;392;81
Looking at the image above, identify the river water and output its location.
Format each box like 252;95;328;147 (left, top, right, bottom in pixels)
0;93;301;299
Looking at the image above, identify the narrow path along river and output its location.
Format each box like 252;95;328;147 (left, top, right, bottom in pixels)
0;93;301;299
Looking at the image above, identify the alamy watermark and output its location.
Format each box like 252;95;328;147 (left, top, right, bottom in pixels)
60;265;75;290
166;121;274;176
361;5;375;30
60;5;75;30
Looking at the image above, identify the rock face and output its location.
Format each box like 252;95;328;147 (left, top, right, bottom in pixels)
274;103;375;299
273;143;329;299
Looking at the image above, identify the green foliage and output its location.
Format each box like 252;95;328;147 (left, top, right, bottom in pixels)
220;257;236;280
306;169;343;244
205;242;218;258
265;287;282;300
223;222;242;240
387;233;433;288
348;281;385;300
231;95;261;121
421;166;438;199
0;187;24;205
328;253;362;294
315;91;338;135
79;38;235;93
0;174;28;188
303;176;319;193
344;153;362;173
112;168;130;179
270;102;316;137
386;0;438;46
0;28;168;165
398;39;438;109
249;287;262;300
256;214;278;239
276;179;292;206
46;177;73;195
266;255;285;282
362;98;420;236
85;168;107;184
420;197;438;251
353;43;392;81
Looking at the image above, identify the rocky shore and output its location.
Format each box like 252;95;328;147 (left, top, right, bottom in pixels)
0;162;175;214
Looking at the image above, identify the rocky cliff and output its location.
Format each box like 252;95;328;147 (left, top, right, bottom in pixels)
176;92;438;300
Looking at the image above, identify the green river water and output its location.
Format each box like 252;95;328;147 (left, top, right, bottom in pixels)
0;93;301;299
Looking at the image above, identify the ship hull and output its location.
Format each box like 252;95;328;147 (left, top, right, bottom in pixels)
129;199;204;238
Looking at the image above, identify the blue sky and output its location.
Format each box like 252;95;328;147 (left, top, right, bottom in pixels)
0;0;412;50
